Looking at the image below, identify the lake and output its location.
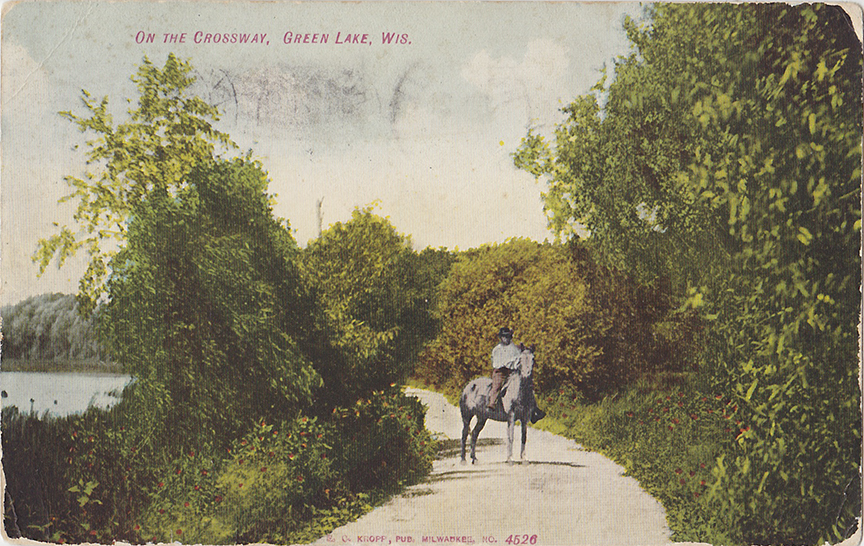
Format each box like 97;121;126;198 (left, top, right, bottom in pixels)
0;371;133;417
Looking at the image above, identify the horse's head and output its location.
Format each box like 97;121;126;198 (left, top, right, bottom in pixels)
517;345;535;378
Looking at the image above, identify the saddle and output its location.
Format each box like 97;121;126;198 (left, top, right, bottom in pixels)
487;367;512;409
487;372;546;423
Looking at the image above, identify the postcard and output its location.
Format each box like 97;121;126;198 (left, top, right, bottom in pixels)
2;2;862;546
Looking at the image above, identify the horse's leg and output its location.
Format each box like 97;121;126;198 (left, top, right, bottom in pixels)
506;412;516;464
470;417;487;464
520;413;528;461
460;414;472;464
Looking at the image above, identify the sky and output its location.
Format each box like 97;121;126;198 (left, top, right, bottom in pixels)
1;1;640;305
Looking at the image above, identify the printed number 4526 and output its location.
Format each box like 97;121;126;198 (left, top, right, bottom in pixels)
505;535;538;545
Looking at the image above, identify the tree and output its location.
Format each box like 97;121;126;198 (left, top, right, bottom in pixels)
17;54;440;544
102;157;320;458
302;207;431;403
417;239;677;398
1;294;101;362
514;4;861;543
35;54;322;457
34;54;235;314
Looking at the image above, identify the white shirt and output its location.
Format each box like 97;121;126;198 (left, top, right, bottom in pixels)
492;342;522;370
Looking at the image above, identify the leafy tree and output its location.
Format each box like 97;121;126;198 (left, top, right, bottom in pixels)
302;207;434;403
34;54;235;314
102;157;320;458
30;53;324;458
417;239;677;398
413;246;457;345
1;293;101;362
515;4;861;543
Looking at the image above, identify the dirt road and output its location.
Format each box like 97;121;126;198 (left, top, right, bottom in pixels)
314;388;678;546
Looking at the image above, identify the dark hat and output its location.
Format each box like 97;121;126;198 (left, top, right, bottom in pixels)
498;327;514;338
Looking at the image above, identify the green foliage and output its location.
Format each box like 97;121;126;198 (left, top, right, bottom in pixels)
101;157;320;458
33;53;236;314
2;389;435;545
13;53;439;546
413;246;458;343
534;378;742;544
141;417;335;544
1;405;149;544
515;4;861;543
303;207;445;404
2;407;72;541
1;293;102;362
137;391;433;544
330;389;436;493
417;239;682;399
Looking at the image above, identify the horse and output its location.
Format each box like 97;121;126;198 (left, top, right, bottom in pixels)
459;347;535;464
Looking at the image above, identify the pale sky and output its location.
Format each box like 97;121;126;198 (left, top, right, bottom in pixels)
1;1;639;305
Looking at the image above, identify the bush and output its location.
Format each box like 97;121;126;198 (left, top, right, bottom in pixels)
3;389;436;545
302;207;441;406
331;390;436;493
141;417;334;544
135;390;434;544
416;239;683;399
103;158;321;459
1;405;149;544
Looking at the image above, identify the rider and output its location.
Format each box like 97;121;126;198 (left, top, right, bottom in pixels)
488;327;546;423
488;327;521;409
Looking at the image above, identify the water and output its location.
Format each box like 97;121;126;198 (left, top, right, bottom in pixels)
0;372;133;418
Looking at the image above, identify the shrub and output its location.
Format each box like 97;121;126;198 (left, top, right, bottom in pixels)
141;417;331;544
103;158;321;459
331;390;436;493
302;207;441;406
1;405;149;544
137;390;435;544
417;239;682;399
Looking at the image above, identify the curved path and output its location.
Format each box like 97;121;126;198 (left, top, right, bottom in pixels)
313;388;692;546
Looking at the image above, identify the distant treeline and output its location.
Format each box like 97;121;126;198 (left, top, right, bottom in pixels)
2;293;102;363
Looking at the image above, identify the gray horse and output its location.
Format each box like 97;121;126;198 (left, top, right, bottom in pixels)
459;348;536;464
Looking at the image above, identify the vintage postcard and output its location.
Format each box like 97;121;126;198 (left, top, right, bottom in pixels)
2;2;862;545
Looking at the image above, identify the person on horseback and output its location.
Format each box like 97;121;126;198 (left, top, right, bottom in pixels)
487;327;545;422
487;327;521;409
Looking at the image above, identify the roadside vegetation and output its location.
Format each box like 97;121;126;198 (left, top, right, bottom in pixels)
536;377;744;544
